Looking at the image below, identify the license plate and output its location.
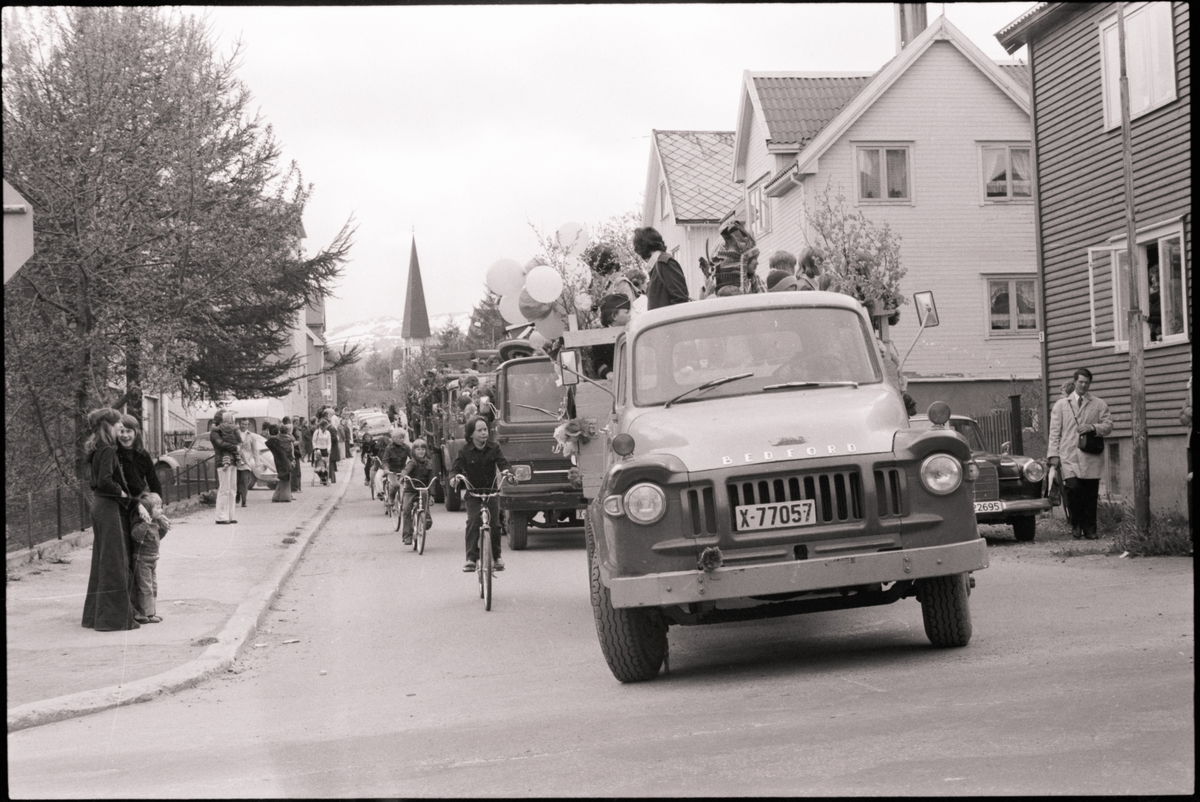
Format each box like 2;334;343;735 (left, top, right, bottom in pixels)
974;501;1004;513
735;500;817;531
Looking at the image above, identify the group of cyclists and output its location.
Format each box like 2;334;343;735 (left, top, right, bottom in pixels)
358;415;515;574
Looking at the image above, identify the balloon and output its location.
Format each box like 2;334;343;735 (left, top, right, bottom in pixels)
524;258;545;271
518;289;553;321
528;331;547;350
525;264;564;304
498;293;528;325
535;313;565;339
574;292;593;312
487;259;527;297
557;222;587;257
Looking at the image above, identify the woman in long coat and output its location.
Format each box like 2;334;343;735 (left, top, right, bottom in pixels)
81;408;141;631
265;424;293;502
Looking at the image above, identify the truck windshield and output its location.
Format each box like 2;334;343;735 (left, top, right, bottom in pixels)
632;307;881;407
503;361;564;422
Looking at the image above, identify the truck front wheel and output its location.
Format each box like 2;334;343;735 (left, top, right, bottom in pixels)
507;511;528;550
916;572;973;648
587;513;667;682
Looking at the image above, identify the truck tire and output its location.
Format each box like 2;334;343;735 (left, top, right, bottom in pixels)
587;511;667;682
430;455;445;503
445;482;463;513
1011;516;1036;542
507;511;528;550
916;573;973;648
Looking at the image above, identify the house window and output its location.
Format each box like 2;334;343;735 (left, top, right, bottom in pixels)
748;182;770;237
988;277;1039;335
658;182;669;220
981;144;1032;200
1100;2;1177;129
856;145;910;203
1087;220;1188;348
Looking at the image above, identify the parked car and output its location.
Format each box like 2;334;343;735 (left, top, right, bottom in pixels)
908;414;1050;541
355;412;392;439
156;433;278;490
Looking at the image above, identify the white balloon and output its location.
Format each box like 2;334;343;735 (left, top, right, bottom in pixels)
556;222;587;257
498;293;528;325
487;259;527;297
574;292;593;312
535;312;565;339
525;264;564;304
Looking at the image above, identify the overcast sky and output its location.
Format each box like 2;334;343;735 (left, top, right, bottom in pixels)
194;3;1036;331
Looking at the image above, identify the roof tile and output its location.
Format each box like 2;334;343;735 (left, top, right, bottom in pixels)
654;130;741;222
750;75;874;147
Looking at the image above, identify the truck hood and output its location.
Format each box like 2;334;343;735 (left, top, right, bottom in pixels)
623;386;907;474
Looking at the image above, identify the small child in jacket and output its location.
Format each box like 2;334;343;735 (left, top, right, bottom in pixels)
131;492;169;623
398;439;436;544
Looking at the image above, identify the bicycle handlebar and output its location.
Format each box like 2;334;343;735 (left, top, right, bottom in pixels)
451;473;514;497
398;476;432;490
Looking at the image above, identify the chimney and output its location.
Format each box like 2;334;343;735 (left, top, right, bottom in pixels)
894;3;928;54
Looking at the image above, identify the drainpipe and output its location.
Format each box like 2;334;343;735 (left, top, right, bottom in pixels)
1027;41;1052;454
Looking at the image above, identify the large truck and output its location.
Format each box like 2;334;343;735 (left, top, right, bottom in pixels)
493;355;586;550
558;291;987;683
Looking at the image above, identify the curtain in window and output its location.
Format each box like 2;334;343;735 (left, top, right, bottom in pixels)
885;149;908;198
1162;237;1184;337
1010;149;1032;197
982;147;1007;197
989;281;1011;330
858;149;881;199
1015;279;1037;329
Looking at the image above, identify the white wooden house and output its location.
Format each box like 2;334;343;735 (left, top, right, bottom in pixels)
730;15;1041;415
640;130;742;299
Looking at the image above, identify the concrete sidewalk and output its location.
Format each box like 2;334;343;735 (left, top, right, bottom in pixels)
6;459;355;732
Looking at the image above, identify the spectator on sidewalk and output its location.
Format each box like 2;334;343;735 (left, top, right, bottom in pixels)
284;423;303;494
1048;367;1113;539
210;409;241;524
235;418;260;508
266;424;293;502
81;407;140;631
130;492;168;624
327;415;341;483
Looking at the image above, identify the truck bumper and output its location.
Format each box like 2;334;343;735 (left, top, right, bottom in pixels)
604;538;989;608
975;497;1051;522
500;487;586;513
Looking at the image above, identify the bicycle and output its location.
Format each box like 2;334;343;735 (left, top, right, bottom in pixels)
382;471;394;517
366;455;382;499
399;476;432;554
451;473;513;611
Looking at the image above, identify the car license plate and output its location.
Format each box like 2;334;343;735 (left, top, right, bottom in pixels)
735;500;817;531
974;501;1004;513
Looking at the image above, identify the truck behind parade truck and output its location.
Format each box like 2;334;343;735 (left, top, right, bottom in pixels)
559;291;988;683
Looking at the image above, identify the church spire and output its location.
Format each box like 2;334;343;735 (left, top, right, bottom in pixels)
401;236;431;341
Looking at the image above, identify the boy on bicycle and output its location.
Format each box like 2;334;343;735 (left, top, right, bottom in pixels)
450;416;514;573
380;429;411;515
398;438;436;545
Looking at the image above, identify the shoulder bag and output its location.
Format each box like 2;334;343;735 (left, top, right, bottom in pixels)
1070;400;1104;455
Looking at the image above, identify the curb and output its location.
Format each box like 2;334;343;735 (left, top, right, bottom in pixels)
7;469;353;733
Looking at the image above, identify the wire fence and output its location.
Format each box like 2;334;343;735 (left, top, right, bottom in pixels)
5;454;218;554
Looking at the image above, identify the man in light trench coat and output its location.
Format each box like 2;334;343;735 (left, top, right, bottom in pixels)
1047;367;1114;539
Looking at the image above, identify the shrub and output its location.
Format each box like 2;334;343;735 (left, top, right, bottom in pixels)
198;490;217;506
1104;502;1192;556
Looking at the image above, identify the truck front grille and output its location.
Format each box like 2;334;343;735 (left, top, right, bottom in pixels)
874;468;905;518
527;459;576;485
683;486;719;535
973;462;999;501
727;471;864;526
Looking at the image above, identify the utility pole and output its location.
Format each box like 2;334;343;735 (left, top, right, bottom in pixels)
1117;3;1151;534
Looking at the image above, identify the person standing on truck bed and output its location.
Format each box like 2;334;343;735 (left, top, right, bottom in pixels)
632;226;689;310
450;416;515;574
593;293;632;379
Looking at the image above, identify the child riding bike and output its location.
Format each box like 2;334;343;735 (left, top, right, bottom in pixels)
398;438;436;545
450;416;515;573
379;428;411;516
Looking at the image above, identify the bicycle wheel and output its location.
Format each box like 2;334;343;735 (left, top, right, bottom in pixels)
394;498;403;532
415;499;426;554
480;523;493;611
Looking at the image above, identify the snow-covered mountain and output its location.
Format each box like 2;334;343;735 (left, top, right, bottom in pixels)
325;312;472;354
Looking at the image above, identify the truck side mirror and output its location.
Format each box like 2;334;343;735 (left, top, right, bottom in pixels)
913;291;940;328
559;350;580;386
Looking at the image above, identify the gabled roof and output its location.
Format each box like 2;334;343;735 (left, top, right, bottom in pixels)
995;2;1088;53
401;238;430;341
751;74;874;148
653;130;741;224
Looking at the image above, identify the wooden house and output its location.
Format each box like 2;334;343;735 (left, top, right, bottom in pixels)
640;130;742;298
730;15;1040;416
998;2;1191;513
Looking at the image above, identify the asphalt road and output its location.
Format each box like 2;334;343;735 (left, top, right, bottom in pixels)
7;477;1194;798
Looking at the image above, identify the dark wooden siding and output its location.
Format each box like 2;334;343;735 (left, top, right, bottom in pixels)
1031;2;1191;437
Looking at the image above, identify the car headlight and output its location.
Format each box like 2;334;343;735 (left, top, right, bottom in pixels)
512;464;532;482
623;483;667;525
1022;460;1046;483
920;454;963;495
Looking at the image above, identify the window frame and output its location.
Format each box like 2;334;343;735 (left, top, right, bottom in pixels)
658;182;669;221
978;142;1033;203
1086;219;1189;351
853;142;913;205
1098;1;1177;130
984;274;1040;338
747;179;771;237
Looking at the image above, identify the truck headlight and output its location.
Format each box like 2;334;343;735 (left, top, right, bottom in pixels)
1022;460;1046;484
623;483;667;525
920;454;963;495
512;465;532;482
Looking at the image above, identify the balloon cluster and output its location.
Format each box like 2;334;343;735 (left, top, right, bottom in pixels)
485;223;589;344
